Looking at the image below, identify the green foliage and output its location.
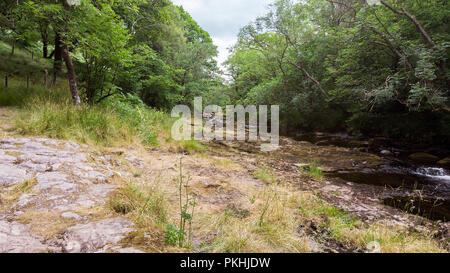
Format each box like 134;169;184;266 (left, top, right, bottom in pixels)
226;0;450;142
182;140;206;154
300;162;323;181
13;88;169;146
165;158;197;248
1;0;220;109
254;168;277;185
164;224;186;246
1;0;449;144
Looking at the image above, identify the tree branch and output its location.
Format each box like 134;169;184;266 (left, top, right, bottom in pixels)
380;0;435;47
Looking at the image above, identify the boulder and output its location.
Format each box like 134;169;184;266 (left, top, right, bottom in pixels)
408;153;439;164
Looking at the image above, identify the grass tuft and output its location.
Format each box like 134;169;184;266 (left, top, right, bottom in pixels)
254;168;277;184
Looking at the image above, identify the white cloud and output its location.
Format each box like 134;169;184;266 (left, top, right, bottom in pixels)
212;36;236;67
172;0;273;70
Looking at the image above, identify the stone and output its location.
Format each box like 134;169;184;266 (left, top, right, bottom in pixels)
408;153;439;164
106;170;122;178
0;164;29;186
107;247;144;253
73;163;93;172
19;141;49;152
75;184;115;207
61;212;82;220
1;138;30;145
64;142;82;152
0;219;47;253
14;194;35;208
35;172;77;192
60;218;134;253
19;161;51;172
73;170;107;184
380;150;392;155
0;154;16;163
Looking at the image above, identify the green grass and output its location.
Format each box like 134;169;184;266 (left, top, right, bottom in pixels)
110;179;168;228
0;41;52;77
254;168;277;184
299;162;323;180
4;86;170;147
182;139;206;154
0;84;67;107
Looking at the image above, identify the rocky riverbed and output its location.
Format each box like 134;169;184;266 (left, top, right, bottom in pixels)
0;107;448;252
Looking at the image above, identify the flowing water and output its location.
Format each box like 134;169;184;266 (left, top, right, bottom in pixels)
294;132;450;221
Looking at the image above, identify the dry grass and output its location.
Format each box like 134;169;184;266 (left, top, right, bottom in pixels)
16;209;76;239
196;184;311;253
212;158;243;172
108;178;185;252
344;222;446;253
105;150;448;253
0;178;37;211
296;193;447;253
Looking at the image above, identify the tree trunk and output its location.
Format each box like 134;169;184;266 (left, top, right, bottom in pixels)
42;40;48;59
11;40;15;55
61;45;81;105
53;33;63;85
44;69;48;89
41;25;49;58
288;60;330;99
5;74;8;88
59;0;81;105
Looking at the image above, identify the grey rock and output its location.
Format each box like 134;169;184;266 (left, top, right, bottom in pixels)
73;170;108;184
64;142;82;152
19;161;51;172
0;144;16;149
73;163;93;171
14;194;35;208
106;170;122;178
35;172;77;192
75;184;115;207
0;154;16;163
125;155;144;167
61;212;82;220
0;164;29;186
100;246;144;253
19;141;49;152
0;219;47;253
1;138;30;145
60;218;134;253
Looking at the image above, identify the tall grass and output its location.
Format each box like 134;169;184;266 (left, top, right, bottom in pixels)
0;84;68;107
5;85;170;147
0;41;52;77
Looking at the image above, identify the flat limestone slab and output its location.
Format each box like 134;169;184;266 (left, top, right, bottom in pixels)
0;164;29;186
0;219;47;253
60;218;134;253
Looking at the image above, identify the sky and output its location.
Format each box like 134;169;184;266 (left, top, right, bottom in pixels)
171;0;273;71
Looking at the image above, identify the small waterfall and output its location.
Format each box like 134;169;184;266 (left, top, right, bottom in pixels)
414;167;450;182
